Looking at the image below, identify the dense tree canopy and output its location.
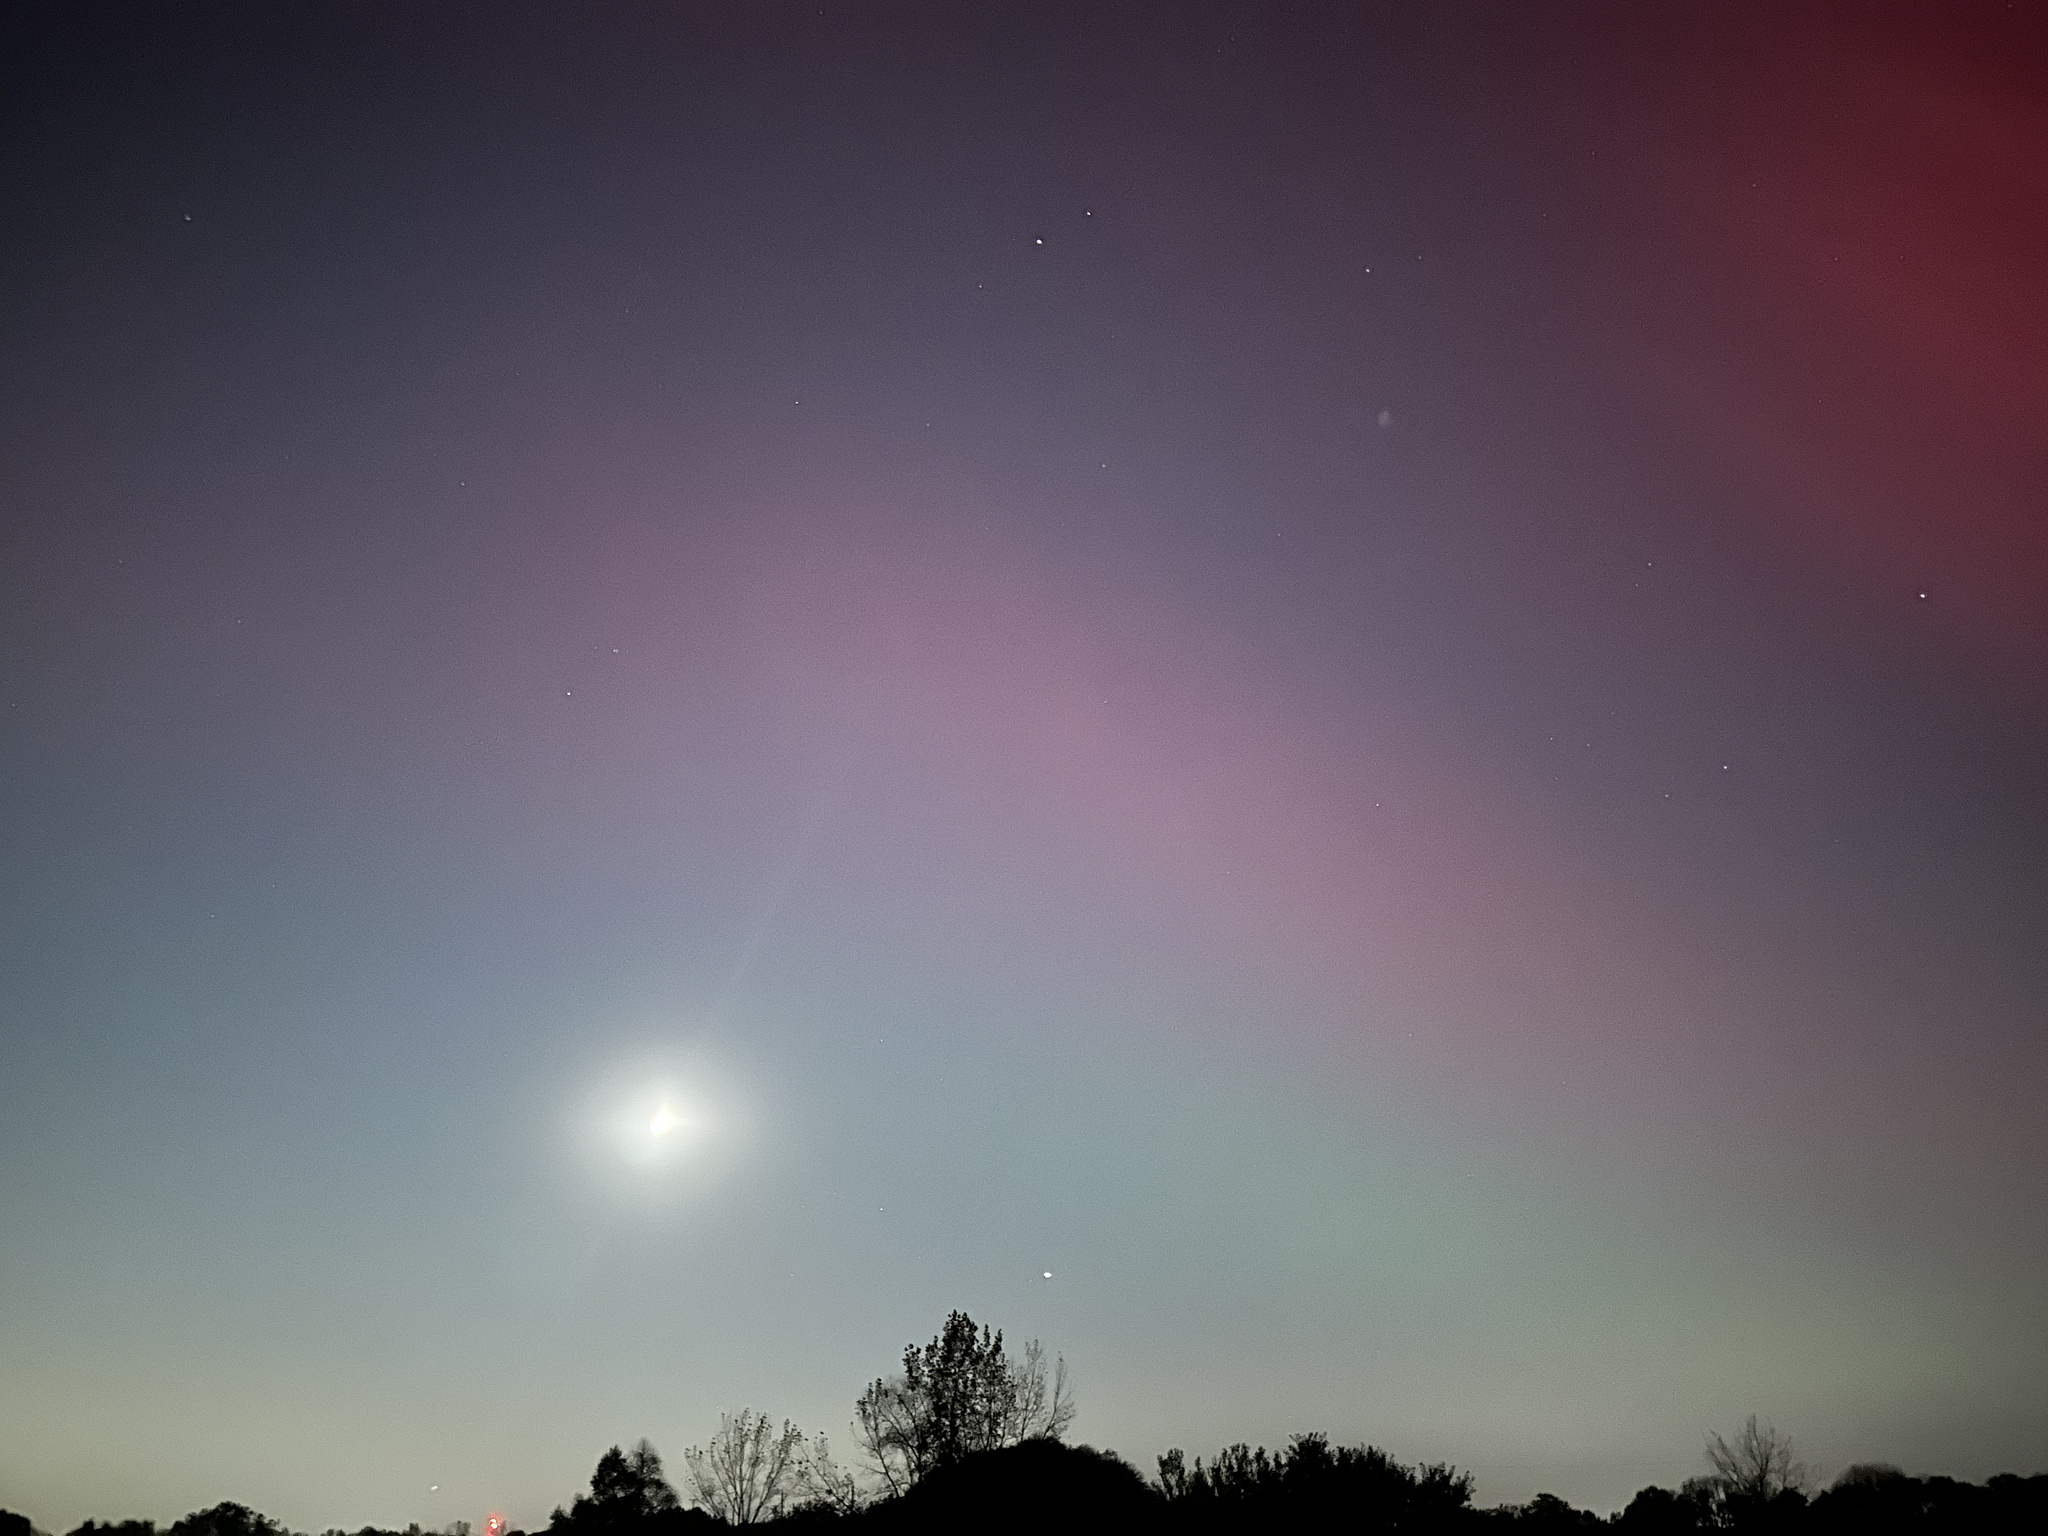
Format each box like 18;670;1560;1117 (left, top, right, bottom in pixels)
852;1310;1073;1495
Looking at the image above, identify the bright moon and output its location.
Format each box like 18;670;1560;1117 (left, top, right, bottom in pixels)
583;1057;750;1188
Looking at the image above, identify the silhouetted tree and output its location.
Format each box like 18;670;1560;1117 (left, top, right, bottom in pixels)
3;1510;35;1536
853;1310;1074;1493
1492;1491;1603;1530
1984;1474;2048;1530
1706;1416;1806;1501
1801;1466;2048;1534
546;1442;711;1536
1201;1442;1280;1503
1808;1463;1918;1533
167;1507;281;1536
682;1410;807;1523
799;1433;867;1515
1702;1416;1808;1529
1616;1483;1712;1533
1832;1462;1905;1490
1000;1338;1075;1444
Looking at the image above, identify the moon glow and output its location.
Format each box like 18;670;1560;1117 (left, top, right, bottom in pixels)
578;1050;753;1198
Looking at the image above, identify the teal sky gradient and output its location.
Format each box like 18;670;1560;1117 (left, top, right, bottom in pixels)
3;3;2045;1524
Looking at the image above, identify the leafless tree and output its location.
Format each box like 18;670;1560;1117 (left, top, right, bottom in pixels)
797;1433;867;1515
1002;1337;1076;1444
852;1373;928;1496
682;1410;808;1524
1706;1415;1809;1503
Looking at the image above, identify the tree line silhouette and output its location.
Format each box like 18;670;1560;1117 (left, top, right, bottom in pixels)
9;1311;2044;1534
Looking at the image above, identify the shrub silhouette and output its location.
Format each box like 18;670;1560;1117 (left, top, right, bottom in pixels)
881;1440;1157;1534
1157;1433;1475;1530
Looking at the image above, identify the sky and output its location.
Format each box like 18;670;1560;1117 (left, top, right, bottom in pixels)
2;1;2045;1524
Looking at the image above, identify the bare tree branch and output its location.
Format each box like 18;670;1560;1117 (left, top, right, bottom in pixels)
797;1433;868;1515
682;1411;808;1525
1004;1339;1075;1443
1705;1415;1809;1505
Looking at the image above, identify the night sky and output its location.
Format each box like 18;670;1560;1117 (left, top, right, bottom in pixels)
4;2;2045;1525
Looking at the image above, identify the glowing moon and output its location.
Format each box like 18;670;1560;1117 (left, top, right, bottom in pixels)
581;1054;752;1192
